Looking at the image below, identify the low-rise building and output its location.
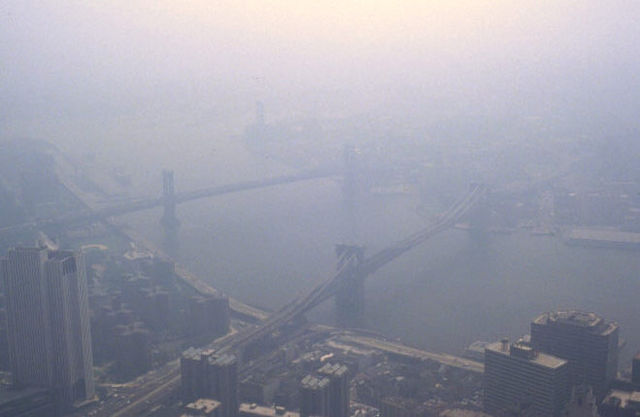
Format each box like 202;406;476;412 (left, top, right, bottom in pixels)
183;398;222;417
239;403;300;417
600;390;640;417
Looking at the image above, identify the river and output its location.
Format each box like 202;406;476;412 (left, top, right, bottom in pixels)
116;133;640;368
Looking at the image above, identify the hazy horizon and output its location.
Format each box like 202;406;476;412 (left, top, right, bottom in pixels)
2;1;640;159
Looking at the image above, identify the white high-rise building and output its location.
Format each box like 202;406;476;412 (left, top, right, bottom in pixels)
531;310;619;400
484;339;570;417
1;247;95;411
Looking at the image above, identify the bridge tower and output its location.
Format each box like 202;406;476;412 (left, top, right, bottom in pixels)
342;144;360;243
342;144;357;206
466;183;490;242
334;244;365;328
160;170;180;255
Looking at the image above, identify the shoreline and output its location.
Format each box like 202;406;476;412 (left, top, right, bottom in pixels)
54;148;270;323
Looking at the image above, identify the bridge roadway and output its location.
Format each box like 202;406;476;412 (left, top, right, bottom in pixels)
84;184;486;417
0;168;333;234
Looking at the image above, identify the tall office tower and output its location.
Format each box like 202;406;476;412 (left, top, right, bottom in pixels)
317;362;350;417
181;348;238;417
0;305;8;371
1;247;95;412
484;339;570;417
632;352;640;386
531;310;619;399
299;375;331;417
180;348;202;402
210;352;239;417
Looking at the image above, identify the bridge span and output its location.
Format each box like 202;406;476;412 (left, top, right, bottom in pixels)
220;183;487;354
103;183;486;417
0;167;334;235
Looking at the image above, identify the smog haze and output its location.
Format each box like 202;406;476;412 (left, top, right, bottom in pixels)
2;0;640;399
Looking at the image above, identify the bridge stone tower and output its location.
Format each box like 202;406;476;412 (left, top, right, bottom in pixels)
342;144;357;207
334;244;365;328
342;144;360;244
160;170;180;256
466;183;490;242
337;146;364;327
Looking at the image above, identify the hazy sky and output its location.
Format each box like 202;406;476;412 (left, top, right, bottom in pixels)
2;1;639;144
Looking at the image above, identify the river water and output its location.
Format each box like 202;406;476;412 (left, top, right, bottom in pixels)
118;133;640;368
7;108;639;366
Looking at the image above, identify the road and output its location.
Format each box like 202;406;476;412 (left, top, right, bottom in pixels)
333;334;484;374
75;328;243;417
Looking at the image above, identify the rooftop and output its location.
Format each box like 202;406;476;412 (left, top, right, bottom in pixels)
181;348;236;366
440;408;494;417
185;398;221;415
12;246;46;253
239;403;300;417
603;390;640;410
209;353;236;367
533;310;618;336
300;375;330;390
317;362;348;378
486;341;567;369
182;347;204;361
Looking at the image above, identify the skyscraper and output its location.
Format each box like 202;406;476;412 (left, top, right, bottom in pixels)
1;247;95;412
484;339;569;417
299;374;331;417
632;352;640;386
317;362;349;417
181;347;238;417
531;310;619;399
